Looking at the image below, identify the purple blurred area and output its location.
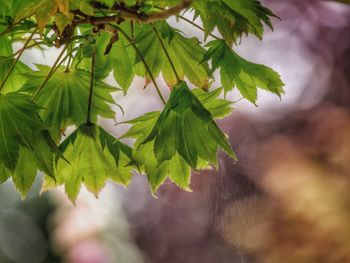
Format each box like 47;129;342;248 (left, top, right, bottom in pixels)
0;1;349;263
122;1;350;263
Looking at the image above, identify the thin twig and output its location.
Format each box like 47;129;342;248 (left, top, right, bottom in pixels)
0;20;23;38
152;25;180;83
31;45;68;100
86;46;96;125
1;42;44;61
178;15;220;40
31;36;86;100
65;54;73;72
10;41;44;57
0;28;38;93
108;24;166;105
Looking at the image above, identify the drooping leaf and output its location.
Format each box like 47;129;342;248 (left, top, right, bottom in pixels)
142;81;236;167
21;66;117;141
122;83;236;193
134;21;210;88
0;92;65;196
110;28;136;94
55;124;133;202
121;111;191;193
12;147;37;198
0;93;44;169
203;40;284;104
193;0;276;44
0;0;284;202
0;164;11;184
193;88;233;119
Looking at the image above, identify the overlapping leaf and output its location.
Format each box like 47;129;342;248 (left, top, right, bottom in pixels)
193;0;276;44
121;111;192;193
0;93;64;196
110;30;136;94
122;84;235;193
203;40;284;104
143;82;236;167
192;88;233;119
53;124;133;202
14;0;94;32
21;66;117;141
0;57;32;94
74;23;137;93
0;35;32;94
74;32;114;79
134;22;210;88
0;0;285;201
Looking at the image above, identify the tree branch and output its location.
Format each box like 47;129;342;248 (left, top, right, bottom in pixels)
76;0;193;25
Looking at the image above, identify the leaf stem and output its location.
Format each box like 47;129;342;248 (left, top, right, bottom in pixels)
152;25;180;83
178;15;220;40
65;54;73;72
0;20;23;38
31;45;69;100
86;45;96;125
2;41;44;61
65;42;74;72
0;28;38;93
109;24;166;105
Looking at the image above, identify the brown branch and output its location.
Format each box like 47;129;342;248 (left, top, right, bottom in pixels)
75;0;193;25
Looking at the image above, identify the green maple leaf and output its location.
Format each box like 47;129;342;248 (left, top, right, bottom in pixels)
0;92;65;196
11;147;37;198
0;147;37;197
21;65;117;141
15;0;70;33
121;111;191;193
55;124;133;202
192;88;233;119
110;30;136;94
15;0;94;33
142;82;236;167
0;35;32;94
74;32;114;80
0;0;11;16
203;40;284;104
76;24;136;93
0;57;32;94
122;84;235;193
134;21;210;88
193;0;276;44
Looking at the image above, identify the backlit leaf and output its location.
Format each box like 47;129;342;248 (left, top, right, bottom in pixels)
203;40;284;104
55;124;133;202
21;66;117;141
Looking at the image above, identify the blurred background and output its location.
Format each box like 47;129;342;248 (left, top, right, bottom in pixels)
1;0;350;262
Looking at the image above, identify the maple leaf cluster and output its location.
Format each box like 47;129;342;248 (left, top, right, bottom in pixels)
0;0;284;201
